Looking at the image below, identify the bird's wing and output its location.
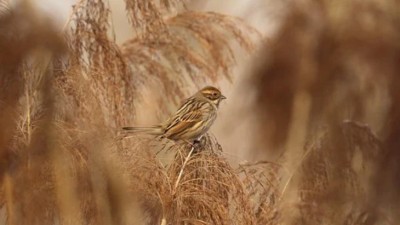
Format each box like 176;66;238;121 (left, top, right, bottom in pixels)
163;105;207;139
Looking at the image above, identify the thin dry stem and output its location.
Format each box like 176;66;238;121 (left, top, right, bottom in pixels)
173;145;195;192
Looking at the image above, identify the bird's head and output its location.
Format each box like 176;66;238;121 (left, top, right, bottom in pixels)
199;86;226;106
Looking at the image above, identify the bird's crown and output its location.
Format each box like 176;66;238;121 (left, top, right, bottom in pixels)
199;86;226;101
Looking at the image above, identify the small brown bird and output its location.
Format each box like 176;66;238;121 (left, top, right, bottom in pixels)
122;86;226;143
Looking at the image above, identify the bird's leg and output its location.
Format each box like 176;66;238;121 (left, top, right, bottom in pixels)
192;139;201;149
182;135;205;152
191;135;205;152
182;139;200;152
182;139;195;148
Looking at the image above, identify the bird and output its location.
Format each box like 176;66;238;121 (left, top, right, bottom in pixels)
122;86;226;144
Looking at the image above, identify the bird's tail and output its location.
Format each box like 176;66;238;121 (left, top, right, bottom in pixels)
122;125;163;135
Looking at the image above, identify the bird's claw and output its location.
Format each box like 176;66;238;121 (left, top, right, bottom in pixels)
183;139;202;152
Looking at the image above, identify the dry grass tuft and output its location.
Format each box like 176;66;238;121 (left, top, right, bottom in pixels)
119;134;257;224
164;136;255;224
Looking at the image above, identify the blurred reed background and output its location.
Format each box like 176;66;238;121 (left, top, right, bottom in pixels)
0;0;399;224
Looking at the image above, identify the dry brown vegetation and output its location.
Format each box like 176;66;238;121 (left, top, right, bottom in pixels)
0;0;399;225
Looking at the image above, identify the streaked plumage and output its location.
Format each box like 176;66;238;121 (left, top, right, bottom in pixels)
122;86;226;142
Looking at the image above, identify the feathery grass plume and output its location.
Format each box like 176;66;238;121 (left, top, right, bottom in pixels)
121;11;259;116
120;134;257;224
237;161;283;225
0;0;60;165
8;57;58;225
124;0;184;37
167;12;258;81
117;136;171;224
298;122;383;225
248;0;400;224
69;0;134;127
56;9;142;224
165;136;255;225
0;2;65;224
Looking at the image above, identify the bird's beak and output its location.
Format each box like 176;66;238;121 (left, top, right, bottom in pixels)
220;95;226;100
